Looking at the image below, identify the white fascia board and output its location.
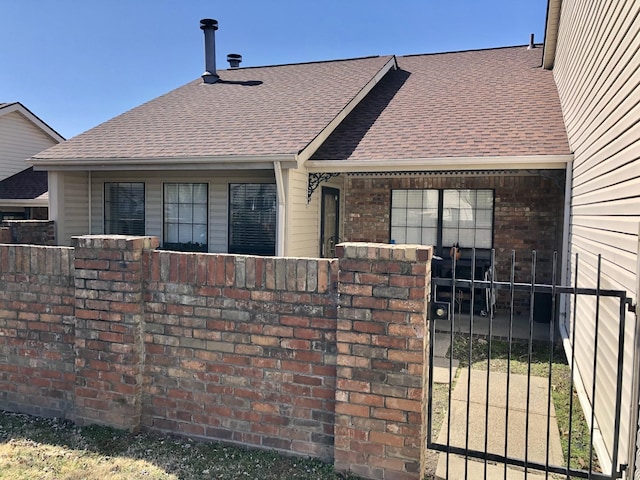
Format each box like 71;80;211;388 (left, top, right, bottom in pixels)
296;56;398;166
0;198;48;207
305;154;574;173
29;154;298;171
542;0;563;70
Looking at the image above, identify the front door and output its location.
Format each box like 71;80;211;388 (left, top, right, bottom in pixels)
320;187;340;258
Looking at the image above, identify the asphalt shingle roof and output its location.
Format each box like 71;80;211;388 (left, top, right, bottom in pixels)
33;56;394;162
312;46;571;161
0;167;47;200
32;46;570;165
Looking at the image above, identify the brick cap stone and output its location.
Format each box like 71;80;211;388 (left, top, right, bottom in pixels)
72;235;160;250
337;242;432;261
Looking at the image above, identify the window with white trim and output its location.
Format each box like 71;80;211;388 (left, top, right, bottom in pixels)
163;183;208;252
391;189;494;250
104;182;145;235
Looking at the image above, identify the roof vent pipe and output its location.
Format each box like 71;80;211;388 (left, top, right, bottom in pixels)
227;53;242;69
528;33;535;49
200;19;219;84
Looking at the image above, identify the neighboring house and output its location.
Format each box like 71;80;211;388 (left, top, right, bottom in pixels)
543;0;639;475
0;102;64;220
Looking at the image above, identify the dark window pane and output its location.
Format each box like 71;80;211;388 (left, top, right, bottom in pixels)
104;182;145;235
229;183;276;256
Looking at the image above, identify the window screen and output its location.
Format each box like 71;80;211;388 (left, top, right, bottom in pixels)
391;189;438;245
391;188;494;249
442;190;493;248
104;182;145;235
163;183;208;252
229;184;276;256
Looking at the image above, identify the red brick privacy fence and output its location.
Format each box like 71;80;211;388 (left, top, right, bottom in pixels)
0;236;432;480
0;220;55;245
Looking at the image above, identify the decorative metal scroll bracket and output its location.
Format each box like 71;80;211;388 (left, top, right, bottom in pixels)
307;172;340;202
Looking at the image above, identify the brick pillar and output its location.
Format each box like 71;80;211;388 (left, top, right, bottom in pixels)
72;235;159;431
334;243;432;480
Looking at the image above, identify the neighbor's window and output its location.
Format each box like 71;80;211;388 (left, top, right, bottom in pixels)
229;183;276;256
163;183;208;252
104;182;145;235
391;189;494;249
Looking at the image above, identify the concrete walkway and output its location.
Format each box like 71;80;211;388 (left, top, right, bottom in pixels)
432;332;459;384
434;369;564;479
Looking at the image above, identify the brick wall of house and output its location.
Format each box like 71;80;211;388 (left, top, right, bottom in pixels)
343;171;565;311
0;220;56;245
0;244;75;418
0;236;432;480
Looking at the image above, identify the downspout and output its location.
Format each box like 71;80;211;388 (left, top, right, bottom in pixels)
559;160;572;328
273;161;286;256
88;171;92;234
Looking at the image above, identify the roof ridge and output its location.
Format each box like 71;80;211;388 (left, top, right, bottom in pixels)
400;43;543;59
220;54;388;71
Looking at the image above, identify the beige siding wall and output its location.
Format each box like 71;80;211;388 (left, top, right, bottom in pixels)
553;0;640;470
287;167;318;257
50;171;89;246
286;168;345;258
90;170;274;253
0;111;57;181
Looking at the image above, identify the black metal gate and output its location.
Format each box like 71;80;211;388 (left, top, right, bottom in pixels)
427;249;633;480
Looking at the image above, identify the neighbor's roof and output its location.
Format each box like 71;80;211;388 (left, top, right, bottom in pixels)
310;45;571;165
31;56;395;166
0;167;48;201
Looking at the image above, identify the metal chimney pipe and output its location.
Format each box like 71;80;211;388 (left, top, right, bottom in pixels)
200;19;219;83
227;53;242;69
528;33;535;49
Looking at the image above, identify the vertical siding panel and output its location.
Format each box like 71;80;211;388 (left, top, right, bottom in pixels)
209;181;228;253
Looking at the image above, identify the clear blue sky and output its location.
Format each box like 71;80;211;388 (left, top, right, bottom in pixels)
1;0;548;139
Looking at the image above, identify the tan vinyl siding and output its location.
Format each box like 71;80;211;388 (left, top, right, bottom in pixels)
286;167;319;257
553;0;640;470
51;171;89;246
0;111;57;181
90;170;274;253
286;169;345;258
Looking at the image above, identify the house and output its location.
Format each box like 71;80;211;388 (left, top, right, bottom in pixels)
543;0;640;474
0;102;64;220
25;3;640;476
30;21;570;292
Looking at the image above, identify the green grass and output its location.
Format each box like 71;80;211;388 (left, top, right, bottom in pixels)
0;411;361;480
448;335;600;474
